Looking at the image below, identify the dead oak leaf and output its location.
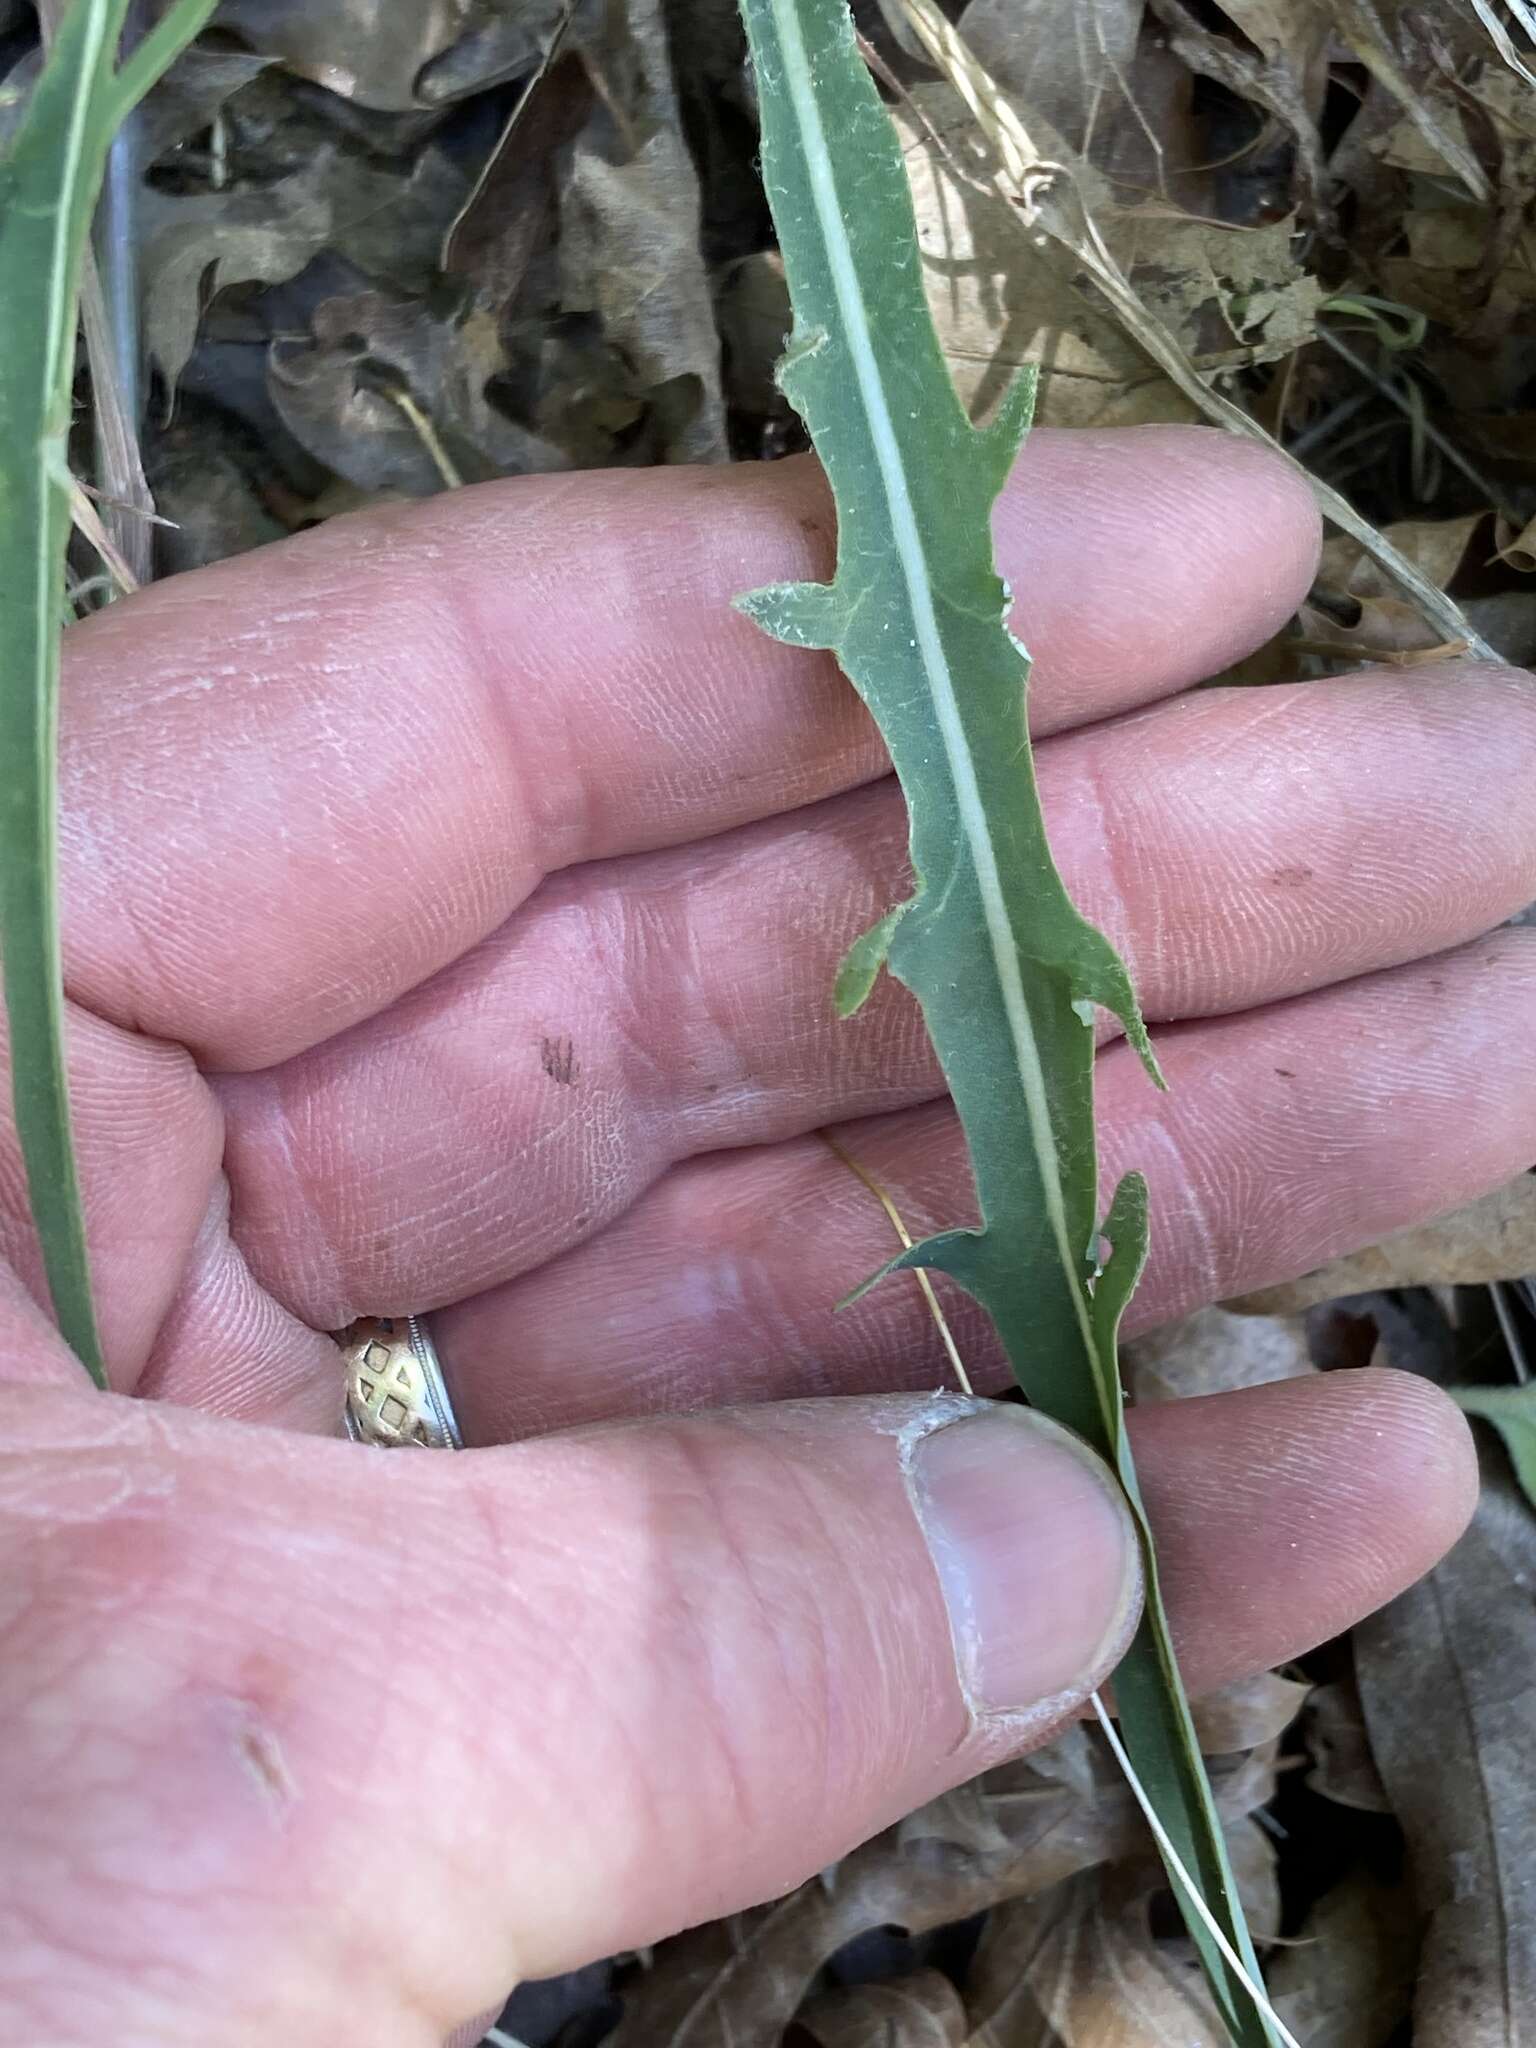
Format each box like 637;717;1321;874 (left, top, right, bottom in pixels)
1356;1459;1536;2046
1269;1865;1419;2048
141;147;467;393
798;1969;969;2048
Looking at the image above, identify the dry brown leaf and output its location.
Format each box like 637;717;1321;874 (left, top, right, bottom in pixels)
1362;60;1536;345
1225;1171;1536;1313
1318;512;1488;601
138;48;275;170
1144;0;1333;219
1226;1812;1283;1942
604;1755;1141;2048
1202;0;1326;62
1343;1;1490;202
1268;1866;1419;2048
561;128;726;461
1457;409;1536;475
1154;0;1504;224
215;0;560;111
799;1969;970;2047
1289;512;1489;663
954;0;1213;213
1293;597;1468;665
958;0;1141;160
552;0;727;463
960;1820;1282;2047
442;40;595;308
1126;1306;1315;1404
267;288;564;494
895;84;1316;428
957;1888;1061;2048
1188;1670;1311;1759
1118;209;1321;367
897;100;1173;427
963;1847;1273;2046
146;430;288;574
1495;507;1536;572
891;0;1494;655
1356;1459;1536;2045
1300;1677;1391;1815
607;1708;1282;2048
141;147;467;391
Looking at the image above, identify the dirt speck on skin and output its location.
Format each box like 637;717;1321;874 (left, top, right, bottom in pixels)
223;1693;296;1819
540;1035;577;1085
237;1722;293;1808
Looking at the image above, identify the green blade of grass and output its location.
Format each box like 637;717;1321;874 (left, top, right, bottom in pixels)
0;0;216;1386
734;0;1279;2038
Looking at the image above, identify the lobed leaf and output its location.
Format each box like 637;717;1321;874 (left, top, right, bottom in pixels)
734;0;1280;2038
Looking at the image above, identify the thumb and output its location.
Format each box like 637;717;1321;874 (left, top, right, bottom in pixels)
483;1393;1141;1967
0;1387;1138;2046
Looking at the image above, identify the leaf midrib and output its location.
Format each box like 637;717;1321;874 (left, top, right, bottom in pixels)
770;0;1094;1353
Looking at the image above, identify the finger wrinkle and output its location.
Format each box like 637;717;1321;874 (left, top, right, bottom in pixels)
140;1179;344;1430
0;1007;222;1390
221;1071;351;1326
1057;729;1140;1022
1111;1115;1222;1307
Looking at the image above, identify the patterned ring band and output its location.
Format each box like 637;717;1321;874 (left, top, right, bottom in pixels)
340;1314;464;1449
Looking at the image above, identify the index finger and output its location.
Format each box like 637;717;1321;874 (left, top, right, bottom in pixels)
58;429;1317;1070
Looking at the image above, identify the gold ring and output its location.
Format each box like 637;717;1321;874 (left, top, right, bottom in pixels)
340;1315;464;1449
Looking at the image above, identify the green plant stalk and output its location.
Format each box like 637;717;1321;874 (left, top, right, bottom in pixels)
0;0;216;1386
735;0;1277;2039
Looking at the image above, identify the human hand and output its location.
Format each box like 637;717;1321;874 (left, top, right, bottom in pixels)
4;429;1532;2043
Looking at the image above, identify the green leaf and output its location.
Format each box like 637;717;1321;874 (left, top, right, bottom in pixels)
1453;1384;1536;1509
734;0;1278;2039
0;0;217;1387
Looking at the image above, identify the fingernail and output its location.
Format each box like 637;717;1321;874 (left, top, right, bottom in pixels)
908;1405;1141;1716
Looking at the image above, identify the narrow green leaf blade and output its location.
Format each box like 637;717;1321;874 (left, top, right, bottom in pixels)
0;0;131;1385
735;1;1278;2038
105;0;220;127
0;0;213;1385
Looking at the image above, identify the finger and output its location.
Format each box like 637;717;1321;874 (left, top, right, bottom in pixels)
0;1255;89;1391
0;1001;223;1387
57;430;1317;1069
0;995;339;1407
210;669;1536;1335
0;1384;1139;2039
148;1178;343;1430
428;929;1536;1442
1128;1367;1476;1686
0;1367;1470;2040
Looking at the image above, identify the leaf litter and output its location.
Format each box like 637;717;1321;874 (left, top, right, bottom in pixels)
19;0;1536;2038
